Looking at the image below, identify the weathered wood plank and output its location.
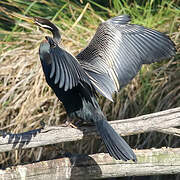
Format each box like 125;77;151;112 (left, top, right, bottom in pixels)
0;148;180;179
157;127;180;137
0;107;180;152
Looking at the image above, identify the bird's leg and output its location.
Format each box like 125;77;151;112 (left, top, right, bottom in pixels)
74;118;84;127
66;120;78;129
61;117;85;128
61;117;78;128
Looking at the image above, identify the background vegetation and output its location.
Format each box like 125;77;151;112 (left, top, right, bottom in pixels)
0;0;179;179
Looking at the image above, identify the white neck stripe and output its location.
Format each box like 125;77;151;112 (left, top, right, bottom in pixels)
35;21;53;30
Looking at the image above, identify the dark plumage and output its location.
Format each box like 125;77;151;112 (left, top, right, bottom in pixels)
35;15;176;162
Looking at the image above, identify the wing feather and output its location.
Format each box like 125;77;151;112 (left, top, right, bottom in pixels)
54;54;60;84
76;15;176;100
40;37;91;92
52;41;90;91
50;53;55;78
62;56;70;91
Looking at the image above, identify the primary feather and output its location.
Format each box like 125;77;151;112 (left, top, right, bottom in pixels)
77;15;176;100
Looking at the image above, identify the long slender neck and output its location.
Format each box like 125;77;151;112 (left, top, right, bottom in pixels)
50;24;61;44
34;17;61;44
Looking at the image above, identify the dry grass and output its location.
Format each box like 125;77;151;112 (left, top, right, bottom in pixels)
0;0;179;171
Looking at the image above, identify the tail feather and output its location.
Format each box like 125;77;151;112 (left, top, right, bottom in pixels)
100;128;119;159
102;128;130;160
95;117;137;162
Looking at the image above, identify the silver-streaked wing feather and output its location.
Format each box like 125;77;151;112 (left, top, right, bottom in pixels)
76;15;176;101
80;60;116;101
44;38;91;91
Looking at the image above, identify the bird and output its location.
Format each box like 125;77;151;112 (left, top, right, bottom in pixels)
21;15;176;162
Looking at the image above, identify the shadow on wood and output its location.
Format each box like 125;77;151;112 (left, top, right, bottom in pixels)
69;154;102;180
1;128;42;149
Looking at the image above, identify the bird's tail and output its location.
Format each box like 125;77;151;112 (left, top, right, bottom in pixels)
94;114;137;162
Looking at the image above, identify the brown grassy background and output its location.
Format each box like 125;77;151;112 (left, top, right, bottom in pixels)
0;1;179;179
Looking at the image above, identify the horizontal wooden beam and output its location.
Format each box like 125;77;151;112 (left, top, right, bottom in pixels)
157;127;180;137
0;148;180;179
0;107;180;153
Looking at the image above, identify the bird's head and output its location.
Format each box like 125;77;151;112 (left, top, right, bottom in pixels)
33;17;61;44
33;17;56;31
13;13;61;44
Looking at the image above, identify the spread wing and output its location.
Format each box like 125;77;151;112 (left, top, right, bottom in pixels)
76;15;176;101
40;37;91;92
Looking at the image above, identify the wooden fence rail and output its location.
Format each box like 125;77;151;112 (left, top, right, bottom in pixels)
0;107;180;153
0;148;180;179
0;107;180;179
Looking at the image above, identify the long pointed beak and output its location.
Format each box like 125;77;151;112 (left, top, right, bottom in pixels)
12;13;34;24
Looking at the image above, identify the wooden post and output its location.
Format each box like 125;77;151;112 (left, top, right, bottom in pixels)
0;148;180;180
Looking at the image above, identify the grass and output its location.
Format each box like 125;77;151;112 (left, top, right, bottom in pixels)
0;0;179;178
